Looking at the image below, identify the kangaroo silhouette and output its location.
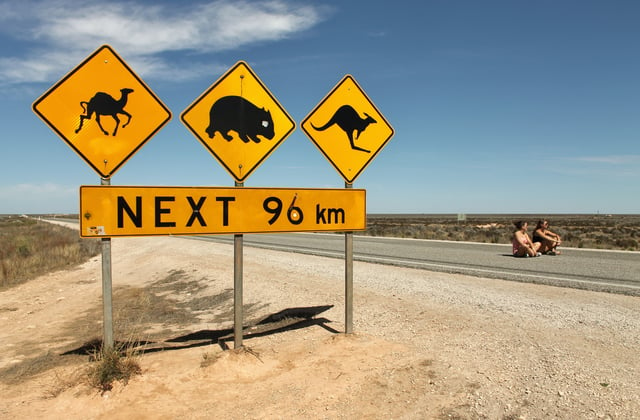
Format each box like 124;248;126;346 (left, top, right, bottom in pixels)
311;105;376;153
75;88;134;136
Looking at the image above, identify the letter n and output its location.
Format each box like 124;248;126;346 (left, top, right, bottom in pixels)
117;196;142;228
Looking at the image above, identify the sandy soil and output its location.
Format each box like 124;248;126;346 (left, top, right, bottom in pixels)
1;226;639;419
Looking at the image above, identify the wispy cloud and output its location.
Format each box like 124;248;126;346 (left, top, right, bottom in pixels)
549;155;640;177
0;0;326;85
570;155;640;165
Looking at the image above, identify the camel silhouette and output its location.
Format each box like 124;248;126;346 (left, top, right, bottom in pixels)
75;88;134;136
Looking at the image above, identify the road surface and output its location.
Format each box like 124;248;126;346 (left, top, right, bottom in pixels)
192;233;640;296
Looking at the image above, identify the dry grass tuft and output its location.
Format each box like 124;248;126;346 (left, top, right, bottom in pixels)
87;342;142;392
0;216;100;288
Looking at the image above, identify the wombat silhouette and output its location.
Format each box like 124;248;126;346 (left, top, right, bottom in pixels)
75;88;134;136
311;104;376;153
205;96;274;143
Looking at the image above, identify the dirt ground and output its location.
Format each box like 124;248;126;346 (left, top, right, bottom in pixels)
1;225;639;419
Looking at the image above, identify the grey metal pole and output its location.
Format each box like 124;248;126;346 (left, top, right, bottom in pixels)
100;177;114;350
234;181;244;349
345;182;353;334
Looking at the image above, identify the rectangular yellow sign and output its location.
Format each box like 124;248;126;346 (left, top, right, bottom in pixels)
80;186;366;237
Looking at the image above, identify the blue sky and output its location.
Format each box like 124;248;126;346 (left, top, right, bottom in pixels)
1;0;639;214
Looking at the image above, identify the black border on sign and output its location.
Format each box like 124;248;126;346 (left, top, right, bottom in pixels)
32;44;172;179
179;61;296;183
301;74;394;184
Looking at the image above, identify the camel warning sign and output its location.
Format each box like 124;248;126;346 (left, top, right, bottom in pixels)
301;75;394;184
32;45;171;178
181;61;295;183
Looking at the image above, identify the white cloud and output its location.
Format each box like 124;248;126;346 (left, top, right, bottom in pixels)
0;0;325;85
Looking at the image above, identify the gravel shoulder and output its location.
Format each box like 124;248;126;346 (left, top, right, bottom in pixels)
1;227;638;419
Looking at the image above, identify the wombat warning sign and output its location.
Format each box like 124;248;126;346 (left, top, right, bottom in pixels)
180;61;295;183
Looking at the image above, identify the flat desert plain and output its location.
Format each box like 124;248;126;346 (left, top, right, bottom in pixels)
1;221;639;419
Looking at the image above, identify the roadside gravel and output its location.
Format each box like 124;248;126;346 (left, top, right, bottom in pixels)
246;241;640;418
1;226;638;419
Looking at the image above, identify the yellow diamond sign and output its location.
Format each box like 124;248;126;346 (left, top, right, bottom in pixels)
181;61;295;183
301;75;394;184
32;45;172;179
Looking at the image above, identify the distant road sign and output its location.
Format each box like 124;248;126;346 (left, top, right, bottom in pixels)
80;186;366;237
181;61;295;183
32;45;172;179
301;75;394;184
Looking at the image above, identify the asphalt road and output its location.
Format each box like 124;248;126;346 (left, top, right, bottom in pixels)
192;233;640;296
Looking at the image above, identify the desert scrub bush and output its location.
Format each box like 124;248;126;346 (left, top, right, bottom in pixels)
87;343;141;392
401;223;425;238
361;214;640;250
615;238;638;251
0;216;100;288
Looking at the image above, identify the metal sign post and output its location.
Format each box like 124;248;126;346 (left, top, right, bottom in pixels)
181;61;296;350
234;181;244;349
302;74;393;336
345;182;354;334
100;177;114;350
32;45;167;354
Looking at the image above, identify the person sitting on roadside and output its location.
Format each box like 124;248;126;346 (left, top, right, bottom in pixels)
533;219;562;255
512;221;542;257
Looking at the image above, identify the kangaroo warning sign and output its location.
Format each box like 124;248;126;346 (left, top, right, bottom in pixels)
301;75;394;184
32;45;172;179
181;61;295;183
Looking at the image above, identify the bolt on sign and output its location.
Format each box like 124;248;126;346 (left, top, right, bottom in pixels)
301;75;394;184
32;45;172;179
79;186;366;237
181;61;295;183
